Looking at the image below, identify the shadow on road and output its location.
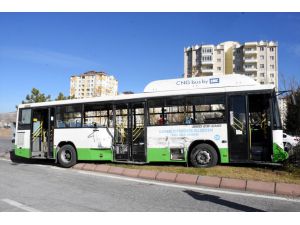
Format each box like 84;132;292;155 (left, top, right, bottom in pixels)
183;190;265;212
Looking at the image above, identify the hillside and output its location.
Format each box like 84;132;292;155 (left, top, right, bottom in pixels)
0;112;17;128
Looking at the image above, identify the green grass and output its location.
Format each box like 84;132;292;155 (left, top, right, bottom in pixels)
107;163;300;184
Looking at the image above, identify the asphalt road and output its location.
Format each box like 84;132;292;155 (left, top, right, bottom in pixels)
0;137;13;154
0;159;299;212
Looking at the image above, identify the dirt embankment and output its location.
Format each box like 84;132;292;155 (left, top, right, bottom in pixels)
0;128;13;138
0;112;16;138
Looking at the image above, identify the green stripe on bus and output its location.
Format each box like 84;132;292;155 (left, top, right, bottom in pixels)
272;143;288;162
219;148;229;163
147;148;187;163
147;147;229;163
53;148;56;159
15;148;31;158
77;148;113;161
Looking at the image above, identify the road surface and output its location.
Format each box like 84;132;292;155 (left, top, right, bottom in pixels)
0;158;299;212
0;137;13;154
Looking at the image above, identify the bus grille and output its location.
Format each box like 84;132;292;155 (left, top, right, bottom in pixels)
17;132;25;147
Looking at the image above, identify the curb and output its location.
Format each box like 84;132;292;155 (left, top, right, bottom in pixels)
1;154;299;198
71;163;300;198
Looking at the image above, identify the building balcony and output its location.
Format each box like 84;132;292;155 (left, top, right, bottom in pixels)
244;57;257;63
200;72;213;76
201;61;213;65
201;67;213;73
244;48;257;54
244;66;257;71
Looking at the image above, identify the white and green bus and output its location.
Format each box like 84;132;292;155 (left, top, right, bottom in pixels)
13;74;288;168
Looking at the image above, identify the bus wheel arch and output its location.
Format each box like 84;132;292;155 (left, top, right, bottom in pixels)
56;141;77;168
187;140;220;167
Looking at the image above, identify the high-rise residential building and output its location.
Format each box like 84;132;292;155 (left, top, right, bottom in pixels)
70;71;118;99
184;41;278;89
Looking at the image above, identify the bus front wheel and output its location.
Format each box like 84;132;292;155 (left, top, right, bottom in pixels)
190;143;218;168
57;144;77;168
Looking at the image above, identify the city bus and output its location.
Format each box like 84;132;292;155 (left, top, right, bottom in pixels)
13;74;288;168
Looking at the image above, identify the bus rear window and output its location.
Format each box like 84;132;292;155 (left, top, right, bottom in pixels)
18;109;32;130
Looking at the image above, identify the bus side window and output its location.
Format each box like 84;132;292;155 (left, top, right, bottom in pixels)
83;104;113;128
148;98;164;126
187;95;226;124
56;120;66;128
56;105;82;128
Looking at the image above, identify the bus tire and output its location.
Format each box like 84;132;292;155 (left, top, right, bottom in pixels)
190;143;218;168
10;150;24;163
57;144;77;168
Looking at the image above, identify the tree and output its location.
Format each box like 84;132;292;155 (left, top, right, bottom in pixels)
285;87;300;135
122;91;134;95
21;88;51;104
55;92;75;101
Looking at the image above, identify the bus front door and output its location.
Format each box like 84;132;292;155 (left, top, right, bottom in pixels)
31;108;54;158
114;102;146;162
228;95;249;162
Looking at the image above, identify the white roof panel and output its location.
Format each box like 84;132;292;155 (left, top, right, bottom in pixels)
18;75;275;109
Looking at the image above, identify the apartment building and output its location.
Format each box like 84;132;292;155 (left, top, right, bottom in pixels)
184;41;278;89
70;71;118;99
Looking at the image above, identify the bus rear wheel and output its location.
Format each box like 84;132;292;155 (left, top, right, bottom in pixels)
190;143;218;168
57;144;77;168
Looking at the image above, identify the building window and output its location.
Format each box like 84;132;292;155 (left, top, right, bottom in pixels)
260;73;265;77
270;73;274;78
217;58;221;62
217;50;221;54
270;64;275;69
260;47;264;51
260;81;265;84
202;48;212;53
270;56;274;60
202;56;212;61
217;67;221;71
260;64;264;69
270;47;274;52
260;55;264;60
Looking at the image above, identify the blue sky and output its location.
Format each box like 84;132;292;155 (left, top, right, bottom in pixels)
0;12;300;112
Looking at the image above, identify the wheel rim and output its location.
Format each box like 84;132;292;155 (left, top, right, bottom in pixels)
61;149;72;164
195;150;211;165
285;143;292;152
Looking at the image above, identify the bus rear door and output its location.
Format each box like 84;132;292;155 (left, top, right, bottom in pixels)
114;102;146;162
228;95;249;161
